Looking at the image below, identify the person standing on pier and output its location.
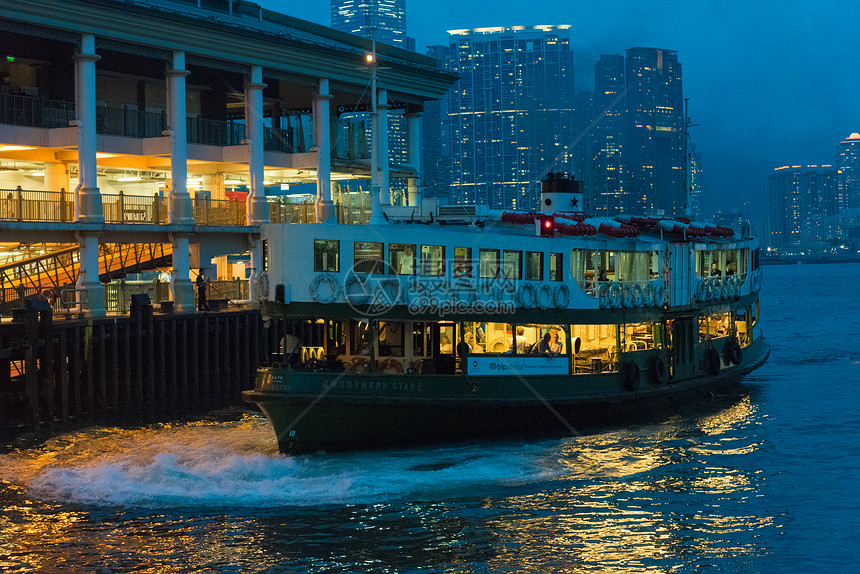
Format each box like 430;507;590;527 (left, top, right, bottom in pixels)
196;268;209;311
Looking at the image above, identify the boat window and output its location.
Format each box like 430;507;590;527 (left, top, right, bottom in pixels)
350;320;372;355
325;321;346;355
699;311;731;341
413;322;430;357
479;248;500;278
515;324;566;356
453;247;472;277
735;309;749;345
570;324;619;373
725;249;739;276
480;322;513;353
389;243;416;275
378;321;405;357
314;239;339;272
421;245;446;276
502;250;522;280
262;239;268;271
622;322;654;351
549;252;563;281
439;324;455;354
354;241;384;274
525;251;543;281
463;321;487;353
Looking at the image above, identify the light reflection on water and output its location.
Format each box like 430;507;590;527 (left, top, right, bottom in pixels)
0;393;774;573
2;263;859;572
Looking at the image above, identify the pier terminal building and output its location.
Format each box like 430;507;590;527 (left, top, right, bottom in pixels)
0;0;454;316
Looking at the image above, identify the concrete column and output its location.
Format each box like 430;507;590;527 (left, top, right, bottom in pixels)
313;78;336;223
44;162;69;192
77;233;105;317
378;88;390;206
167;51;193;224
245;65;269;225
170;234;195;312
406;112;423;207
247;235;262;306
74;34;103;223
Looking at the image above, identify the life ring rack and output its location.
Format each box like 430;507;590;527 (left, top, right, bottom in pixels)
310;273;339;304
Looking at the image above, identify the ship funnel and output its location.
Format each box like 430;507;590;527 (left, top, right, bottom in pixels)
540;172;584;213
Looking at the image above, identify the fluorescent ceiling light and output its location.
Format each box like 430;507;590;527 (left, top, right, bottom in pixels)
0;145;35;152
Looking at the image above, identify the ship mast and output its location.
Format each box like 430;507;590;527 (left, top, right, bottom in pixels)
368;28;385;225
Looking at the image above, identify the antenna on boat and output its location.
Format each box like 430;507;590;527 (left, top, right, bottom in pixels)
368;27;385;225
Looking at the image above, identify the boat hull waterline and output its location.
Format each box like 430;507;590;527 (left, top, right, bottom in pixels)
243;337;770;454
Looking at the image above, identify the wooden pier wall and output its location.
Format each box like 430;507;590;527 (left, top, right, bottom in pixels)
0;300;287;435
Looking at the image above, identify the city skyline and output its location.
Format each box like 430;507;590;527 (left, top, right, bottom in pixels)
259;0;860;217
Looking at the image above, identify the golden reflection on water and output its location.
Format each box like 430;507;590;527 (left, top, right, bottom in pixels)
475;395;772;571
0;398;776;572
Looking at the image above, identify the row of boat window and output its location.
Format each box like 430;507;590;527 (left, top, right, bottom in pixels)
313;240;755;284
314;239;565;281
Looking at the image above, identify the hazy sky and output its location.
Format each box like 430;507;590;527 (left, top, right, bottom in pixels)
259;1;860;215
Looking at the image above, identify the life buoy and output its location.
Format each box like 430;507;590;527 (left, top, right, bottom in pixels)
622;362;641;391
695;279;705;301
631;282;644;307
650;355;667;384
310;273;339;304
724;337;742;365
343;275;370;305
537;283;554;310
376;357;404;373
597;282;611;309
554;283;570;308
622;284;634;308
374;278;401;306
518;283;536;308
652;282;665;307
347;356;368;371
453;278;477;305
706;347;721;375
641;282;654;307
256;271;269;300
608;282;622;308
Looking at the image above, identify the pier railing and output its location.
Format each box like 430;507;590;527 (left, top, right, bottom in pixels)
0;188;76;222
103;192;168;224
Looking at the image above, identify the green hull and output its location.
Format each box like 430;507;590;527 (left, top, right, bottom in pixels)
243;337;770;454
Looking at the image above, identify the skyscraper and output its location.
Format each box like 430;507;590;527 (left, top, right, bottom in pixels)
769;164;837;248
624;47;685;216
330;0;413;50
837;132;860;211
446;26;576;210
592;54;625;214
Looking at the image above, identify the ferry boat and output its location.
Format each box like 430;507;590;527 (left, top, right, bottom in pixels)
242;174;769;454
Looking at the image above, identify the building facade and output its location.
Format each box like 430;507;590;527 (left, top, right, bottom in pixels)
837;132;860;211
769;165;837;248
446;26;576;210
330;0;413;50
624;47;685;216
0;0;452;316
591;54;625;214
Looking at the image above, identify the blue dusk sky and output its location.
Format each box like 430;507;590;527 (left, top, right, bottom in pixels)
259;0;860;216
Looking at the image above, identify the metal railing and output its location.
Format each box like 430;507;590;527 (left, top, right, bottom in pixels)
0;188;75;222
103;192;168;224
269;200;316;224
96;106;166;138
193;198;247;226
0;93;75;128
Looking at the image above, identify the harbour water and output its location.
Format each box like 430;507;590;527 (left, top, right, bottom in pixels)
1;263;858;573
